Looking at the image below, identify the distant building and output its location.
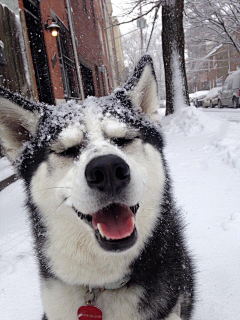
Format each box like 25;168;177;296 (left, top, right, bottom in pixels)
207;44;240;89
187;43;240;93
111;16;125;86
100;1;125;88
0;0;125;104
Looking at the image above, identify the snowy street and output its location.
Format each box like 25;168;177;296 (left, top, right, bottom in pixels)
201;107;240;123
0;106;240;319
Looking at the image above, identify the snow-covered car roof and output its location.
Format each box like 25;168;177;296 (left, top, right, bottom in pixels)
189;91;209;99
205;87;222;100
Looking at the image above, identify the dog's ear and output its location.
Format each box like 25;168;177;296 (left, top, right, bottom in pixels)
124;55;158;115
0;92;40;162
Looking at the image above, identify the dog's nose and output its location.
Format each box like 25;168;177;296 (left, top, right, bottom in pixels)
85;155;130;194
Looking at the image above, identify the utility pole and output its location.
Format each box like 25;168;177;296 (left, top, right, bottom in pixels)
137;3;146;55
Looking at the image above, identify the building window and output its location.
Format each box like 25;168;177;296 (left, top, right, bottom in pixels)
99;65;109;96
82;0;87;15
80;63;95;97
90;0;96;28
101;72;106;96
95;65;101;96
55;16;81;100
98;22;105;55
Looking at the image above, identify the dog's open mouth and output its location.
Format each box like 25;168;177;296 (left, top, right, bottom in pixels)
73;203;139;252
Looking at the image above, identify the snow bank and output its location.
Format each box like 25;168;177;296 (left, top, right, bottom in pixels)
161;106;221;136
205;124;240;170
161;106;240;171
214;138;240;169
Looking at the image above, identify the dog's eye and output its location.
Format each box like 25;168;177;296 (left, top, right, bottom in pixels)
54;146;81;158
111;137;135;147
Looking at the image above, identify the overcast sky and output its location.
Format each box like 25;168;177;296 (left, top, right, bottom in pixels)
111;0;138;34
111;0;159;46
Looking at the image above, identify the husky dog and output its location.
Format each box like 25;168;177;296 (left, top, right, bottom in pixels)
0;56;194;320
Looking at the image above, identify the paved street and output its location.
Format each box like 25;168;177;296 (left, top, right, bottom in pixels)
201;107;240;123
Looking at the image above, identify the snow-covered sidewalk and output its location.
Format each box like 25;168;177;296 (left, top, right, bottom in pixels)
0;157;15;181
0;106;240;319
161;107;240;320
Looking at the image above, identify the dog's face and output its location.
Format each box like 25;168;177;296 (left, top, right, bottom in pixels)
0;56;166;285
44;104;144;252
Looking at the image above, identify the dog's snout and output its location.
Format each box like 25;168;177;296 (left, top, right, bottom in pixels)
85;155;130;194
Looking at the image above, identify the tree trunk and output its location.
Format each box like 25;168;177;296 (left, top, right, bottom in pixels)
162;0;189;115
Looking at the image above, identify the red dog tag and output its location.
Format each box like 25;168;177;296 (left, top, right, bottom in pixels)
78;305;102;320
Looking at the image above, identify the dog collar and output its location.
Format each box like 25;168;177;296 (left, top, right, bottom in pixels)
79;276;130;319
90;274;130;291
81;275;131;317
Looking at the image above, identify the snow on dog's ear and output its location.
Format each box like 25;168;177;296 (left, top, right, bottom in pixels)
124;55;158;116
0;90;40;162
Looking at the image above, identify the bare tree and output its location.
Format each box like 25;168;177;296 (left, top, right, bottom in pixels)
116;0;189;115
121;22;166;100
121;29;142;78
185;0;240;53
162;0;189;115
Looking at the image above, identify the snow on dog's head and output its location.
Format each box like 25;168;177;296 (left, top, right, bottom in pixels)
0;55;166;286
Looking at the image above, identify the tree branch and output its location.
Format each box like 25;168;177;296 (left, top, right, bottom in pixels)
113;1;163;27
146;3;161;51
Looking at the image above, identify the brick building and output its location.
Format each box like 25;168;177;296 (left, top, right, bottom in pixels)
188;43;240;93
207;45;240;89
0;0;124;104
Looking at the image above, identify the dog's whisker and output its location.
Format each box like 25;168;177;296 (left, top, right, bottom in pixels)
35;187;72;192
55;197;70;213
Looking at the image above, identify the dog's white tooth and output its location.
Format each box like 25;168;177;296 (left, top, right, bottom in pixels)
132;217;135;225
97;223;105;238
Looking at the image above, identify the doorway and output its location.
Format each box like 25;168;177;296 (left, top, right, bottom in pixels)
23;0;54;104
80;63;95;98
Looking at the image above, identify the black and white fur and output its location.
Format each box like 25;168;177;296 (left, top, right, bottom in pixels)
0;56;195;320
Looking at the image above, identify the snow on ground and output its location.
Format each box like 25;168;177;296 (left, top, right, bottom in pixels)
0;106;240;319
0;156;15;181
0;180;42;319
202;108;240;123
160;107;240;320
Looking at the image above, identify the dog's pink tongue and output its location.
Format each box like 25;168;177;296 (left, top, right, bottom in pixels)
92;205;134;240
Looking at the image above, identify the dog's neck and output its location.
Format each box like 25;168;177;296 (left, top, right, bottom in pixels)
90;274;131;291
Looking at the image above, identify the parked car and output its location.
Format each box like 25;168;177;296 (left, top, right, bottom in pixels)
189;93;197;105
203;86;222;108
189;90;209;107
218;69;240;108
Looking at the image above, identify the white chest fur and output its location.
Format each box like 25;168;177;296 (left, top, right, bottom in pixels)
42;279;181;320
41;279;143;320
